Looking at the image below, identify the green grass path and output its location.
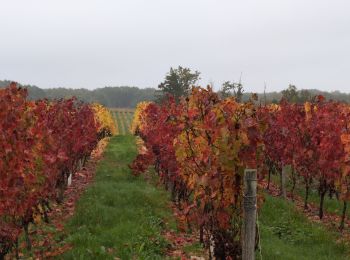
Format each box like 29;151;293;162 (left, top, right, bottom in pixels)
114;112;126;135
269;170;350;219
259;195;349;259
59;135;350;259
60;136;173;259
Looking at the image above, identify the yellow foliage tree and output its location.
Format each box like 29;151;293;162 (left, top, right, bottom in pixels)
131;101;152;135
91;103;118;138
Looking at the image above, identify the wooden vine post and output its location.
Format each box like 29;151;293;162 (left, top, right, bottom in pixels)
242;169;257;260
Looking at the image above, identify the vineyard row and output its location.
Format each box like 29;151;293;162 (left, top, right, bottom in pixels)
130;86;350;259
0;83;116;258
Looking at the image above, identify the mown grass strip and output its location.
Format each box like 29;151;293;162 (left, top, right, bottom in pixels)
121;111;130;135
111;111;120;135
121;111;132;134
270;172;350;219
259;194;349;259
126;111;134;130
119;111;128;134
59;135;350;259
112;112;123;135
122;111;129;132
115;111;127;135
61;136;174;259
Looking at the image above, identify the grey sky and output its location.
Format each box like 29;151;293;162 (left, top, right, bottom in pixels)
0;0;349;92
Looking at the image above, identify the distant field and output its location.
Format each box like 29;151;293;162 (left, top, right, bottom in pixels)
110;108;134;135
109;108;135;113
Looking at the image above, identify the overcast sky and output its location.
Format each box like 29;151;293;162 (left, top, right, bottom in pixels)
0;0;349;92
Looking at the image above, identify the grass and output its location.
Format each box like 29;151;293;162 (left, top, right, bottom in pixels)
270;170;350;218
57;135;350;259
259;194;350;259
115;111;127;135
182;242;204;257
121;111;131;133
111;109;134;135
125;111;134;127
60;135;175;259
293;180;349;218
112;112;124;135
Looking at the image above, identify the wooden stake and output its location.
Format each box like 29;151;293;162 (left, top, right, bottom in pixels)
242;169;257;260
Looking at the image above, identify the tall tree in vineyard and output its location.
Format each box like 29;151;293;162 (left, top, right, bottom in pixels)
156;66;200;103
220;80;244;102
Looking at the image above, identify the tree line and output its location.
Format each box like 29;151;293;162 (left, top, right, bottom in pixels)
2;68;350;107
0;80;156;108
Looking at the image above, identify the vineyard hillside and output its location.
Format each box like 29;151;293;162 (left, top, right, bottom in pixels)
110;108;134;135
1;84;350;259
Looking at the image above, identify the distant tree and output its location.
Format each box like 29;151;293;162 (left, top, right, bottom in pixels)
157;66;200;103
271;98;279;104
298;89;312;103
281;84;299;103
281;84;312;103
220;81;244;102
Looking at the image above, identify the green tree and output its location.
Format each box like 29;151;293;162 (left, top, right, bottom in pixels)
220;81;244;102
157;66;200;103
281;84;299;103
298;89;312;103
281;85;312;103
